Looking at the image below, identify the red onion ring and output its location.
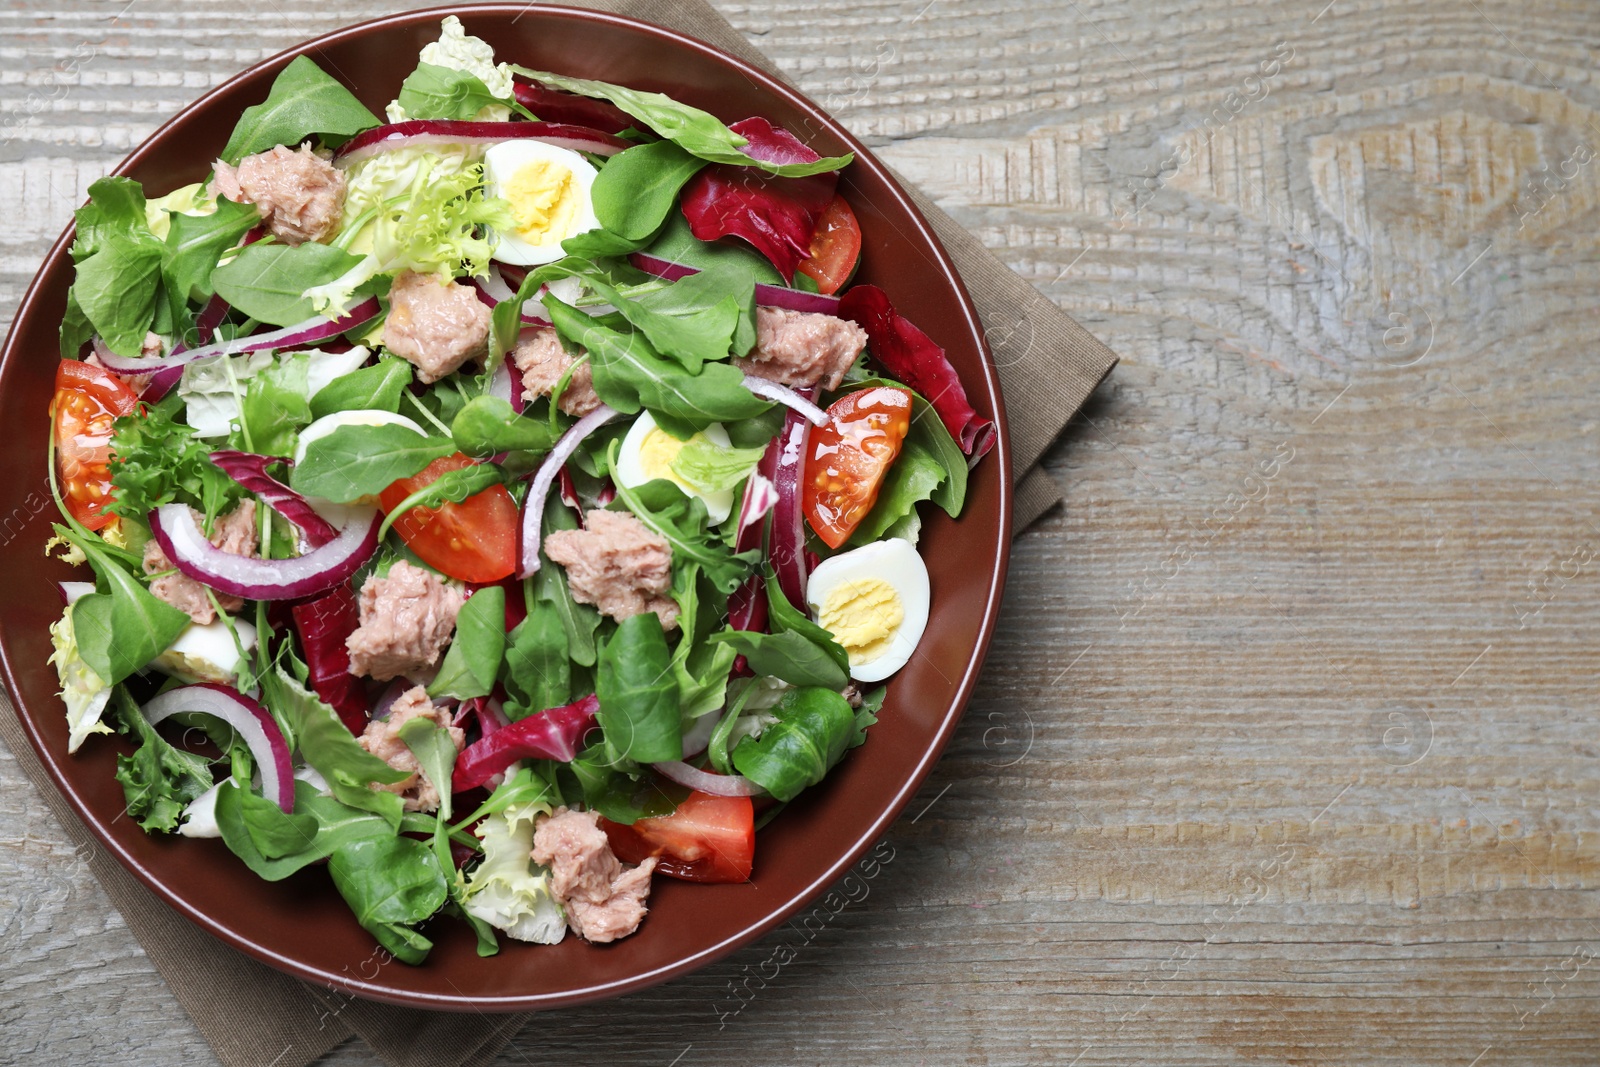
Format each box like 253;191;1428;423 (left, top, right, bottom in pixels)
208;451;340;548
651;760;765;797
768;394;817;611
57;580;95;605
333;119;631;167
148;501;379;601
741;374;831;426
93;297;381;375
142;683;294;812
517;404;622;579
680;712;721;759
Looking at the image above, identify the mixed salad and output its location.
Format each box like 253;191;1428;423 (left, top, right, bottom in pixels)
46;18;992;962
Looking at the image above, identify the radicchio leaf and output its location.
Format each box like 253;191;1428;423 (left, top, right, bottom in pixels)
511;79;635;134
451;693;600;792
290;585;369;735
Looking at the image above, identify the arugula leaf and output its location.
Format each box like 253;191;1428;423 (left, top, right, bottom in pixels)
310;357;414;419
236;352;312;457
708;629;849;689
396;62;513;121
596;612;680;764
108;395;247;525
502;602;570;721
221;54;380;163
328;835;448;965
290;423;455;503
730;686;859;802
266;664;409;828
398;714;460;823
561;140;707;258
764;573;851;677
450;395;558;458
545;298;770;432
71;177;151;262
577;267;746;373
427;586;506;702
533;493;602;667
609;472;759;595
110;689;215;832
62;528;191;687
217;779;393;881
380;463;506;542
211;241;373;326
163;196;260;304
75;234;164;357
510;68;852;177
670;435;765;493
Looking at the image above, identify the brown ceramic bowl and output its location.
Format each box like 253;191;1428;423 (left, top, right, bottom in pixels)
0;5;1010;1010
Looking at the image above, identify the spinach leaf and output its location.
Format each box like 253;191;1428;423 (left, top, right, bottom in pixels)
217;780;396;881
290;423;455;502
510;68;852;177
164;196;260;303
708;630;849;689
267;664;409;828
221;54;380;163
236;352;311;457
561;140;707;258
310;357;414;419
502;602;570;720
644;211;784;286
608;471;759;595
75;234;163;357
731;686;860;802
595;612;681;763
396;62;511;121
110;689;215;833
764;573;851;677
211;241;372;326
545;298;769;431
667;564;736;720
427;586;506;702
62;528;191;687
533;493;601;667
327;836;448;965
450;395;558;458
380;463;506;541
557;745;681;825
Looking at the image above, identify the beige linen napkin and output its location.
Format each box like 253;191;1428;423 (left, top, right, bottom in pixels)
0;2;1118;1065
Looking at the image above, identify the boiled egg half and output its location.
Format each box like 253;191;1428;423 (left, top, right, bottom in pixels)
805;538;931;683
483;140;601;266
615;411;738;525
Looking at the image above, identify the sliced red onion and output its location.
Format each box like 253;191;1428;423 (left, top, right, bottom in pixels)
629;252;842;314
680;712;720;759
651;760;765;797
488;353;525;415
727;458;779;666
517;404;622;579
149;501;379;601
208;451;340;548
769;395;817;612
93;298;381;375
466;278;498;308
142;683;294;812
479;266;516;303
557;466;584;523
333;120;631;167
58;580;95;605
139;293;236;401
741;375;831;426
370;677;414;723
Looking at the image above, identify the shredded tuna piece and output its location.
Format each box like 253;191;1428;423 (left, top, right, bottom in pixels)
346;561;464;681
511;327;601;416
210;144;345;246
383;270;491;383
732;306;867;391
532;807;656;943
357;686;464;812
543;510;678;630
144;504;255;624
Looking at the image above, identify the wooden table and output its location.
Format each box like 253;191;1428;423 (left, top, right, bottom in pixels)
3;1;1597;1063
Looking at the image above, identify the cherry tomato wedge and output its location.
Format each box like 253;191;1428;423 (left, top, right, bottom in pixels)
803;386;913;549
53;360;138;532
378;453;517;583
796;195;862;295
601;790;755;884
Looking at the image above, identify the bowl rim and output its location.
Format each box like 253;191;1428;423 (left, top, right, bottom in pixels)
0;2;1013;1010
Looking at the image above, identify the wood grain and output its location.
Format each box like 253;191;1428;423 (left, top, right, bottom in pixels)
3;1;1599;1064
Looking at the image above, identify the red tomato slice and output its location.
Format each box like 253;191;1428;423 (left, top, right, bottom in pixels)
601;790;755;884
53;360;138;532
802;386;913;549
377;453;517;583
797;195;862;295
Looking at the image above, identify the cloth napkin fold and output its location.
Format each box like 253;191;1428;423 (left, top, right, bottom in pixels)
0;2;1118;1065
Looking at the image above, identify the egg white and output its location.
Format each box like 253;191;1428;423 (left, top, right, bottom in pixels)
615;411;737;525
293;409;426;466
805;538;931;683
483;140;601;266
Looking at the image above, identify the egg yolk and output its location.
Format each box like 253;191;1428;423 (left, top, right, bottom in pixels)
638;427;688;482
818;578;904;665
504;160;580;247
